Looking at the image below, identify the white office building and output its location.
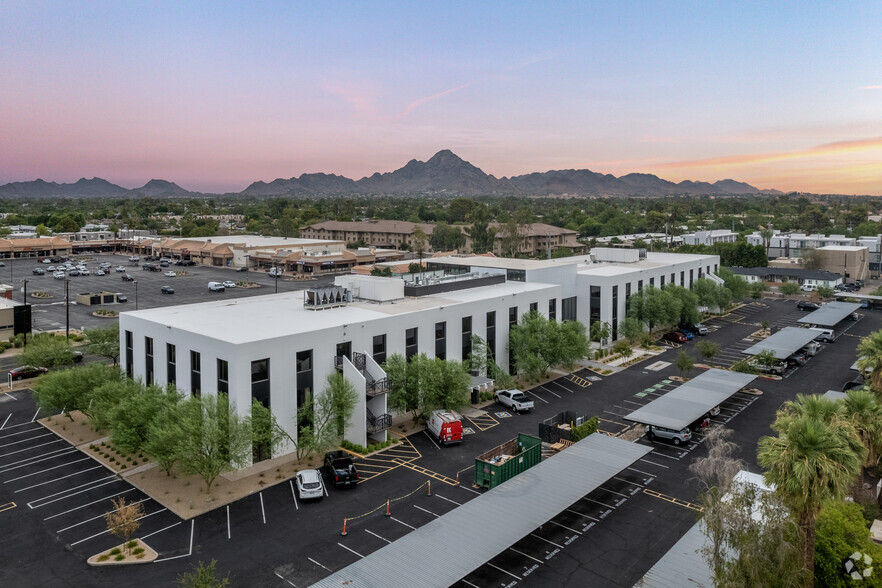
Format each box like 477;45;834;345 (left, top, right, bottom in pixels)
681;230;738;246
119;249;719;462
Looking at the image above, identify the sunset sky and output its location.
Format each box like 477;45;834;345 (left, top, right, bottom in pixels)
2;1;881;195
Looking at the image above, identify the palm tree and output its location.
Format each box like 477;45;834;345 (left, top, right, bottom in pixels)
842;388;882;497
759;228;774;256
758;414;865;584
857;331;882;393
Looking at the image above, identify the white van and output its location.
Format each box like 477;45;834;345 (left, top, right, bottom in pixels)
800;283;817;292
268;267;283;277
208;282;225;292
801;341;820;356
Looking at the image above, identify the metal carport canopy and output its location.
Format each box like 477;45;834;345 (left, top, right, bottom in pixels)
622;368;757;431
310;434;652;588
797;301;860;326
741;326;820;359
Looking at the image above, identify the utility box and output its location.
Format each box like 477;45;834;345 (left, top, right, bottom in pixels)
474;433;541;489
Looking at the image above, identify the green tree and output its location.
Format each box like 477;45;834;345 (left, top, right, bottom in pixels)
324;372;359;437
802;247;824;270
35;223;50;237
110;383;176;454
758;408;866;581
176;393;253;492
411;226;428;260
697;340;720;362
749;281;768;300
89;377;138;431
32;362;123;421
842;388;882;498
176;559;231;588
84;325;121;365
384;353;421;422
676;350;694;377
620;316;644;344
589;320;610;344
428;222;466;252
509;311;589;379
627;286;682;333
857;331;882;393
717;267;750;300
780;282;800;295
612;339;632;360
249;399;291;463
422;358;471;414
817;285;834;299
466;206;496;254
144;398;185;475
19;333;80;369
665;285;701;325
815;501;882;588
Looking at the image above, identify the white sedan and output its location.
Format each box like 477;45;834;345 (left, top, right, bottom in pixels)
295;469;324;501
495;389;535;413
164;271;176;277
115;266;126;272
222;280;237;288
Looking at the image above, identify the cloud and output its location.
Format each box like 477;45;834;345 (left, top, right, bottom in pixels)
654;137;882;170
859;85;882;90
397;82;472;117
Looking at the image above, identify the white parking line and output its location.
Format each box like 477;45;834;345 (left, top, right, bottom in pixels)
459;486;481;496
565;508;598;521
275;572;298;587
487;562;520;580
509;547;544;564
70;508;167;546
365;529;391;544
0;432;54;449
537;385;561;398
580;497;616;510
530;533;564;549
638;458;670;469
15;465;104;492
28;477;121;509
599;487;630;499
548;520;581;535
0;438;63;459
307;557;332;572
529;392;549;404
141;520;182;540
260;492;266;524
423;430;441;450
5;456;92;483
414;504;440;518
56;497;151;533
227;505;231;539
434;494;460;506
0;447;76;474
30;409;40;422
0;414;10;430
390;516;415;530
337;542;364;559
154;520;195;562
43;488;137;521
461;579;480;588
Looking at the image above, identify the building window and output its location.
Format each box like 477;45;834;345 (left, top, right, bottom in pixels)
506;269;526;282
405;328;418;361
612;285;619;340
125;330;133;378
650;277;655;287
680;271;684;286
372;334;386;364
167;343;176;385
145;337;154;386
508;307;518;375
296;350;313;428
435;322;446;360
626;282;631;299
660;275;665;287
670;272;675;285
217;358;229;393
486;311;496;363
190;350;201;397
638;279;643;291
251;358;269;406
590;286;601;330
689;269;694;286
461;316;472;361
562;296;577;322
548;299;556;321
529;302;538;312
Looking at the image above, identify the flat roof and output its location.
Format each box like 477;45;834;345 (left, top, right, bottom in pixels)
741;326;820;359
428;251;716;273
183;235;338;247
312;434;651;588
624;369;757;430
835;292;881;301
818;245;867;251
797;301;861;326
121;280;556;344
637;471;769;588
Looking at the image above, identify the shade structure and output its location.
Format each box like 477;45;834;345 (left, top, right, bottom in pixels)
742;326;820;359
797;301;860;326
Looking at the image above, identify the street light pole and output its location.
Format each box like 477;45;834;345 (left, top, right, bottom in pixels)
22;279;28;347
65;279;70;340
274;262;278;294
134;281;139;310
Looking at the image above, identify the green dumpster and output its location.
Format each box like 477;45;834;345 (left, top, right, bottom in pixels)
474;433;542;489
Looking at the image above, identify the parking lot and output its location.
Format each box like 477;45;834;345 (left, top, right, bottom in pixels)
4;254;339;333
0;296;878;587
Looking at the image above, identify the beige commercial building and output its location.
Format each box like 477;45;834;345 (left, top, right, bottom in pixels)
767;245;869;283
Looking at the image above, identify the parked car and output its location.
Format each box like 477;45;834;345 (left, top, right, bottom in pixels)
115;266;126;272
494;389;535;413
664;331;688;343
800;284;817;292
236;267;249;272
0;262;5;267
97;270;106;276
99;262;111;269
32;268;45;275
785;352;807;367
850;313;859;321
47;266;56;271
159;261;169;267
67;270;80;276
679;323;708;336
160;286;175;294
797;301;820;311
121;274;134;281
747;357;786;375
72;351;84;363
222;281;237;288
129;256;139;262
164;271;176;277
208;282;225;292
79;269;90;276
645;425;692;446
268;267;282;277
116;294;127;302
807;327;835;343
9;365;49;380
41;258;52;264
677;330;694;341
294;469;324;501
53;271;65;279
324;450;359;488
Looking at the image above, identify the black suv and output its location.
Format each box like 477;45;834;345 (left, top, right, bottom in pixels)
797;301;820;311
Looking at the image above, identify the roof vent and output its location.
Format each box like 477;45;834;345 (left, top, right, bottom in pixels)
304;286;351;310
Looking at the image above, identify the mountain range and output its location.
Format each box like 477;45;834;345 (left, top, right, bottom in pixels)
0;150;780;198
